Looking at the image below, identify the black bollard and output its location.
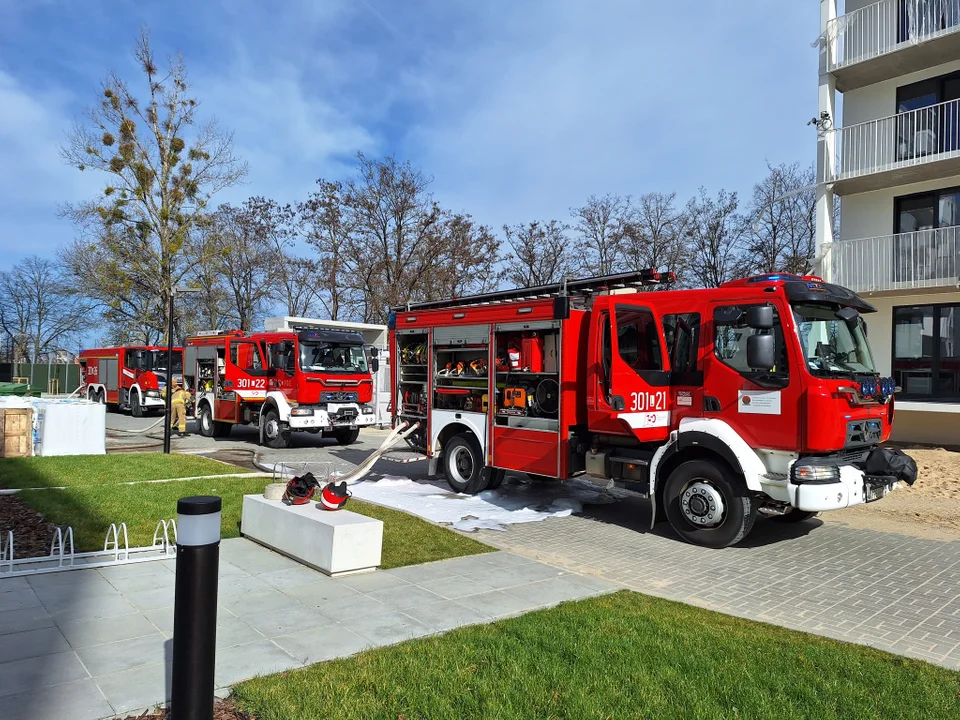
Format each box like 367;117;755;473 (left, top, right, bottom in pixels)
171;496;222;720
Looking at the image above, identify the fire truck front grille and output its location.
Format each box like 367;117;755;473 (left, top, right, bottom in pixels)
321;391;359;403
845;419;882;447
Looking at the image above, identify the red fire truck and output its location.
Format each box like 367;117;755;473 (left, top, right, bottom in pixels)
78;346;183;416
182;328;379;447
389;270;917;548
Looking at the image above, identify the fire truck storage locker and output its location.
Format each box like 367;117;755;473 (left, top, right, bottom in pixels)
492;320;561;478
98;358;119;392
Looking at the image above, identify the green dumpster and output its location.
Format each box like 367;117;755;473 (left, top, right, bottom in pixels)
0;382;31;396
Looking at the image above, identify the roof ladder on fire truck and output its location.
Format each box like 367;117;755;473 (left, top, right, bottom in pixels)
394;268;675;312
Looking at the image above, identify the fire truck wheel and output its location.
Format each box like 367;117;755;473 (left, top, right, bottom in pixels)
130;392;144;418
663;460;756;549
332;428;361;445
197;403;216;438
263;409;291;449
770;509;818;523
486;468;506;490
443;434;488;494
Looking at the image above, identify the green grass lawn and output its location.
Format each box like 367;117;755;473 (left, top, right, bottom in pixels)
3;454;491;569
0;452;247;489
232;591;960;720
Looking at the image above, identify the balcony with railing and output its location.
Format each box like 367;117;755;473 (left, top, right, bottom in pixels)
824;96;960;194
825;0;960;91
829;225;960;292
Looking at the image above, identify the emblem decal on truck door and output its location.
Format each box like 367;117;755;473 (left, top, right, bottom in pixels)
620;411;671;428
737;390;781;415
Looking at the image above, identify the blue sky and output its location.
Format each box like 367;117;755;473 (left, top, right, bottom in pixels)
0;0;819;265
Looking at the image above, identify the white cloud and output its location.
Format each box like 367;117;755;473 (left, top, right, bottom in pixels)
0;70;99;259
398;0;815;227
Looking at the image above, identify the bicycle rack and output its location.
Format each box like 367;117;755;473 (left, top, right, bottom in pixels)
0;518;180;578
1;531;12;574
104;523;129;561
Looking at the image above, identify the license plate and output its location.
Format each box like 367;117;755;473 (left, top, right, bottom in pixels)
864;482;892;502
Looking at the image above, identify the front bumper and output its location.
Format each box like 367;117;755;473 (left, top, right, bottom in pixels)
141;394;165;408
287;403;377;430
789;465;898;512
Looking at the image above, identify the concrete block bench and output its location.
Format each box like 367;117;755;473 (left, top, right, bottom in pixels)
240;494;383;577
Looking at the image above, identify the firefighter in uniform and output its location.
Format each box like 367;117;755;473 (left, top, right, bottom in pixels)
162;378;190;438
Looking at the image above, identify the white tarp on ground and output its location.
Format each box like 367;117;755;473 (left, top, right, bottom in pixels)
346;475;630;532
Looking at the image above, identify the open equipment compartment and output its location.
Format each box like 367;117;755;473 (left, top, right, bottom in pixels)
395;330;429;420
432;324;490;414
491;320;562;477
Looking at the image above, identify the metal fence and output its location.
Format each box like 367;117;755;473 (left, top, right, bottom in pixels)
827;0;960;71
827;96;960;181
829;226;960;292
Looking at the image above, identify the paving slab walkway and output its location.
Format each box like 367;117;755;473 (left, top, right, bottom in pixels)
471;494;960;671
0;539;615;720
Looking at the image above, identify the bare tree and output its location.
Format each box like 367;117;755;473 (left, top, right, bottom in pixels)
59;29;246;343
747;162;817;275
299;181;360;321
58;230;166;345
686;188;751;288
0;257;92;362
571;194;629;276
503;221;574;286
198;199;282;330
307;153;502;323
621;192;692;288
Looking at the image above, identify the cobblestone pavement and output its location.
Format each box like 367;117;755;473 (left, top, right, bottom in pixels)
473;494;960;670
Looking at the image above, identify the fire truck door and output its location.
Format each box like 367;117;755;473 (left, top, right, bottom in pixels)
609;303;672;442
662;312;704;424
705;301;800;450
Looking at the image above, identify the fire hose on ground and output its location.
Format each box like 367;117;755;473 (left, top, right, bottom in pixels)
252;420;422;487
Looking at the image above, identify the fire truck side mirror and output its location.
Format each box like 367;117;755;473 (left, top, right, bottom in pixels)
745;305;774;330
835;305;860;332
747;334;775;371
371;358;380;373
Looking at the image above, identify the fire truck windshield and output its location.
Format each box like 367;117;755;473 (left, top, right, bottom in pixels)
298;342;368;374
793;303;875;377
145;350;182;374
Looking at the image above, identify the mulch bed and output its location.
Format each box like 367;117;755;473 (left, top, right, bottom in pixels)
122;699;252;719
0;493;58;558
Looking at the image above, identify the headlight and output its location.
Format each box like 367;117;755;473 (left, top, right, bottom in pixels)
146;391;160;398
290;407;314;417
362;406;374;414
791;463;840;484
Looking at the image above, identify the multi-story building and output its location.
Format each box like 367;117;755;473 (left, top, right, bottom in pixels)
816;0;960;445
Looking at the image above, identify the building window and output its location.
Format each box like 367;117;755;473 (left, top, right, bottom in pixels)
893;186;960;283
898;1;960;44
893;304;960;400
896;70;960;162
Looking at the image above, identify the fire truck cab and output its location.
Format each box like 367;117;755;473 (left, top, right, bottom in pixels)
78;346;183;417
183;328;379;447
389;270;918;548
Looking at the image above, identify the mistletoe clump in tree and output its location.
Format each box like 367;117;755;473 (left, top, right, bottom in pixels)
60;29;247;343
